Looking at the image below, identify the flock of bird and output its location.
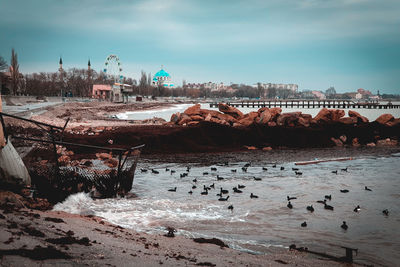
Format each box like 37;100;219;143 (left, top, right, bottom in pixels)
140;162;390;231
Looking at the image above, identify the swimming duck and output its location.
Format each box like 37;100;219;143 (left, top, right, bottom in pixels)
254;177;262;181
220;188;229;194
317;199;326;204
287;201;293;209
292;168;299;171
262;167;268;171
341;167;348;172
295;171;303;175
332;170;338;174
238;184;246;189
324;195;332;200
188;190;193;194
301;221;307;227
140;168;148;173
209;183;215;189
217;175;224;181
201;188;208;195
170;170;176;174
203;172;209;175
168;187;177;192
324;203;334;210
218;196;229;201
233;187;243;193
192;178;197;183
186;166;191;172
340;189;349;193
231;169;237;173
365;186;372;191
353;205;360;212
280;166;285;170
341;221;348;230
242;167;248;172
250;193;259;199
287;196;297;201
228;205;234;210
204;185;211;191
306;205;314;212
382;209;389;216
151;169;159;174
244;162;251;168
165;168;170;172
180;173;188;178
211;167;217;171
272;164;277;168
192;185;197;189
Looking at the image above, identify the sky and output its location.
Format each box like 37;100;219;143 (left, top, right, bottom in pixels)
1;0;399;93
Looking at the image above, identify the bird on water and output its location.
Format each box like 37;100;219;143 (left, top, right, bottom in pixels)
365;186;372;191
250;193;258;199
168;187;177;192
340;189;349;193
324;203;334;210
341;221;348;230
353;205;360;212
287;196;297;201
287;201;293;209
301;221;307;227
382;209;389;216
306;205;314;212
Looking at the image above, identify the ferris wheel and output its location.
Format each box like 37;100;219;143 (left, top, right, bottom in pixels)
103;54;123;83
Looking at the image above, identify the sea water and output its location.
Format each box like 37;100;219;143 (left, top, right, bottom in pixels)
54;151;400;266
116;102;400;121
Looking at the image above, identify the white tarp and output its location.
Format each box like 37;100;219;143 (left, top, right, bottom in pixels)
0;137;31;186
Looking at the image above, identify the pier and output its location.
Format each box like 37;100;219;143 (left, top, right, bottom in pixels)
209;100;400;109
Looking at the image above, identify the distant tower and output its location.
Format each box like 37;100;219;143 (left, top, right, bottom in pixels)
59;57;63;72
59;57;64;97
87;59;92;97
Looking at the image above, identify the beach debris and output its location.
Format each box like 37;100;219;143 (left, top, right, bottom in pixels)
193;237;229;248
164;227;176;237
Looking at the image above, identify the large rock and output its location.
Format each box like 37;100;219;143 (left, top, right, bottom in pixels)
199;109;222;118
257;109;272;124
178;113;192;125
375;114;394;125
387;118;400;127
314;108;345;123
184;104;201;116
298;115;311;127
348;110;369;123
218;103;244;119
238;112;258;127
276;112;301;127
190;115;204;121
339;117;358;125
170;112;181;124
269;107;282;121
214;113;237;124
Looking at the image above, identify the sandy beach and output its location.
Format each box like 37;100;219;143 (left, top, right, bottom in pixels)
0;192;357;266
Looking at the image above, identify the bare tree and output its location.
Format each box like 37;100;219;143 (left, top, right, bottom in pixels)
10;49;20;95
0;56;7;71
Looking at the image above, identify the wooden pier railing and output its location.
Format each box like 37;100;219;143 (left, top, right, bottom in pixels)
209;100;400;109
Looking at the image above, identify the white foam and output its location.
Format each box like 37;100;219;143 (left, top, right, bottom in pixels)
53;192;95;216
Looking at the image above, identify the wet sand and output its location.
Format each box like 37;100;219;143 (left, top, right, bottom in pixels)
0;200;351;266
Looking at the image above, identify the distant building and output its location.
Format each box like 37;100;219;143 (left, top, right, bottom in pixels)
311;91;326;100
257;83;298;92
152;66;174;88
92;83;132;102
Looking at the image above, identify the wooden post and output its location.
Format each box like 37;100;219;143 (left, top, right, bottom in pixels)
0;95;5;148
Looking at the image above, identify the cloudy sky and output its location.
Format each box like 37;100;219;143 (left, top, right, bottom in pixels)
1;0;399;93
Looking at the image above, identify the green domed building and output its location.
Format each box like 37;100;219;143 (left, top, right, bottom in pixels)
152;66;174;88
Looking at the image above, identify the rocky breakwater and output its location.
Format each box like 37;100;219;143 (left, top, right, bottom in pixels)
168;103;400;150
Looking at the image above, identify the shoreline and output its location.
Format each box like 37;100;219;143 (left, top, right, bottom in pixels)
0;196;358;266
